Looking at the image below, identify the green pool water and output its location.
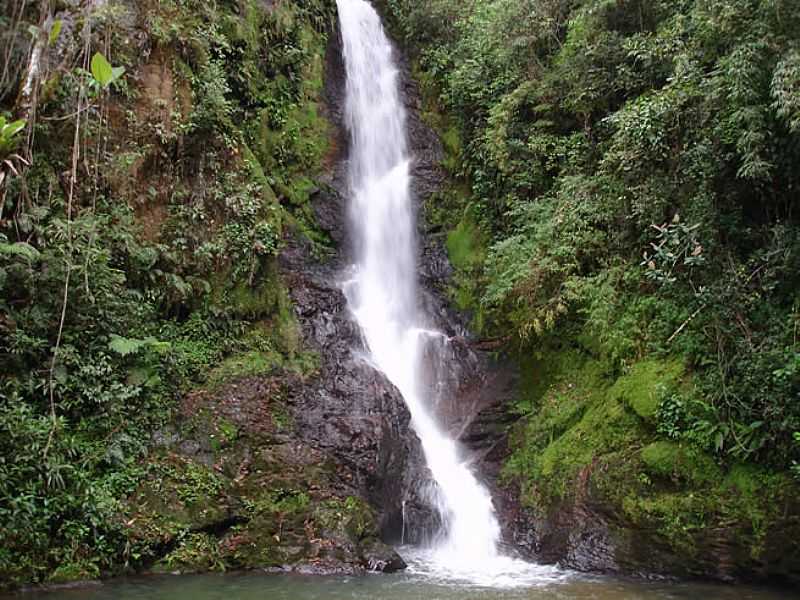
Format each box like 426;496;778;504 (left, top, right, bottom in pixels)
10;549;794;600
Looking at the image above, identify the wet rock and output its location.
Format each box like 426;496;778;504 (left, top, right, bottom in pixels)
152;426;180;447
177;439;200;456
359;537;407;573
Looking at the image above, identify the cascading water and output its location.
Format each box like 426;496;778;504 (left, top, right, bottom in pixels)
336;0;565;587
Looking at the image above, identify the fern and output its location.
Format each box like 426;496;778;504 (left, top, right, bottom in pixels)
772;50;800;132
108;335;150;357
0;241;41;262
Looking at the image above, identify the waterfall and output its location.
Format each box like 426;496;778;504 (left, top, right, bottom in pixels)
335;0;569;586
337;0;502;569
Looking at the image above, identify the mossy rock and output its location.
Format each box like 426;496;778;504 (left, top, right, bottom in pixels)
154;533;226;573
446;209;485;271
640;441;721;486
206;350;283;388
123;454;233;543
47;563;99;584
608;359;684;422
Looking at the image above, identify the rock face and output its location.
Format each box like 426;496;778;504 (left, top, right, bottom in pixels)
117;19;422;575
126;368;409;575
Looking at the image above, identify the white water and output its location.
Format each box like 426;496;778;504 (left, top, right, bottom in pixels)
336;0;561;586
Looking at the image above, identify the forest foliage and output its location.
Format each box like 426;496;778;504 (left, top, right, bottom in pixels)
383;0;800;473
0;0;334;586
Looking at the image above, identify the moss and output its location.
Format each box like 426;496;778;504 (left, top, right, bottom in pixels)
446;210;485;271
227;279;280;320
720;464;796;556
412;59;463;175
207;350;283;387
271;404;294;432
241;142;279;206
608;359;684;422
442;206;489;330
274;286;302;359
128;454;230;531
313;496;378;541
47;563;99;584
244;487;311;518
505;345;646;506
626;491;710;556
505;341;800;569
640;441;721;486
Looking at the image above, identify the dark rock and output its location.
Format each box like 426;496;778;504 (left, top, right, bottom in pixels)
152;426;180;447
289;561;365;576
177;439;200;456
359;537;408;573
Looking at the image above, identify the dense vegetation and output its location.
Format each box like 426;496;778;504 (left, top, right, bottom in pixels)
0;0;335;587
379;0;800;573
383;0;800;472
2;0;799;588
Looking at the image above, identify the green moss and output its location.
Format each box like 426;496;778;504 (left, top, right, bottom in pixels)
120;454;233;569
624;491;710;556
227;280;280;319
440;125;463;173
241;143;279;207
47;562;99;584
412;59;463;175
505;343;800;566
446;211;485;271
313;496;378;541
207;350;282;387
244;487;311;517
443;206;489;330
271;404;294;432
608;359;684;422
640;441;721;486
505;346;646;505
720;464;796;556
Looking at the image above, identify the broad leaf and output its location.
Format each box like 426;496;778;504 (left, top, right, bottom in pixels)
91;52;114;87
1;119;26;140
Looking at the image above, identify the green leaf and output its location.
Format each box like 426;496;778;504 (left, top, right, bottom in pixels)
2;119;26;140
0;241;40;262
112;66;126;82
91;52;114;87
128;367;161;388
108;334;148;357
49;20;62;46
